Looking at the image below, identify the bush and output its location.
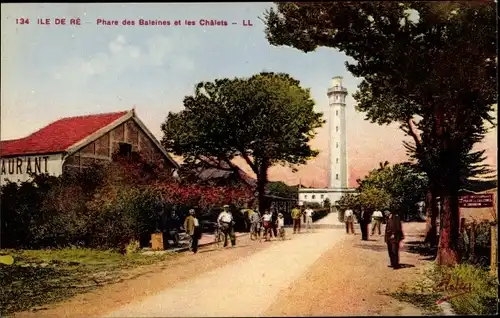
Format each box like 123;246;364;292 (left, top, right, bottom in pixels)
304;202;321;209
312;208;329;222
458;220;492;267
432;264;498;315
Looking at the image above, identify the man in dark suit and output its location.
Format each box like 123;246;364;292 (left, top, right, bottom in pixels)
384;210;405;269
359;208;371;241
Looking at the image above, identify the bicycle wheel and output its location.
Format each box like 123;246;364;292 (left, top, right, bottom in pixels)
216;232;225;248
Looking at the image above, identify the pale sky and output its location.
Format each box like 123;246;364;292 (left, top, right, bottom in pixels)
1;3;497;187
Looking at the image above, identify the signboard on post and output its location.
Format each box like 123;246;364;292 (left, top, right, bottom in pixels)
459;193;494;208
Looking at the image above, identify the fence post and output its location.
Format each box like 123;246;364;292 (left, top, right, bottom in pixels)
469;221;476;263
491;223;498;277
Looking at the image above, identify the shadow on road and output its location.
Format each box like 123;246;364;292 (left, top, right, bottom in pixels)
354;244;387;252
403;239;437;261
392;263;415;270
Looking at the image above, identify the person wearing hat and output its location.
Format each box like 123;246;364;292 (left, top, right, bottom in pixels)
248;206;261;240
371;209;384;235
184;208;201;253
277;212;286;239
384;210;405;269
291;204;302;234
217;205;236;247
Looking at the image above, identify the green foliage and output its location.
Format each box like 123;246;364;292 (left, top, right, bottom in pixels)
267;181;298;199
338;162;427;220
337;193;360;211
458;221;492;267
0;248;175;315
263;1;497;264
126;240;141;255
432;264;498;315
303;202;321;209
0;153;169;250
161;72;324;211
392;263;498;316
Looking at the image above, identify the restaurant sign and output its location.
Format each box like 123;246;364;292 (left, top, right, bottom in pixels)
459;193;494;208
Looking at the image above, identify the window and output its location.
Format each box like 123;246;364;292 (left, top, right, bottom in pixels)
118;142;132;157
336;158;339;164
321;195;324;199
336;142;339;148
336;110;338;116
336;174;339;180
304;195;308;199
336;126;339;132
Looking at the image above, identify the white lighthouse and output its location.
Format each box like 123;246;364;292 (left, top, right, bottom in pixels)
328;76;349;190
298;76;355;213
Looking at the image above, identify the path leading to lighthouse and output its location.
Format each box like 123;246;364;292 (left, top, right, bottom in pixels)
106;213;346;317
13;215;430;318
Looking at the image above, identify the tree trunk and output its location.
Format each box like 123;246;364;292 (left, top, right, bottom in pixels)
257;159;270;213
424;186;439;247
435;106;460;266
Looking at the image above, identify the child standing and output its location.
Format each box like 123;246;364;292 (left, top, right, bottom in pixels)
277;213;285;239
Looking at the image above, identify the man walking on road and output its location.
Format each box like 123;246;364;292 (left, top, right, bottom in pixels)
359;208;370;241
384;210;404;269
304;206;314;232
344;208;355;234
248;208;261;240
217;205;236;247
184;209;201;253
291;204;302;234
371;210;383;235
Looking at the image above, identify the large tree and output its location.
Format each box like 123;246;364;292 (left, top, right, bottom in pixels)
263;2;496;265
161;72;324;212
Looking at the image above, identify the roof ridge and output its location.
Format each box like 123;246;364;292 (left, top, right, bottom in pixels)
23;110;130;138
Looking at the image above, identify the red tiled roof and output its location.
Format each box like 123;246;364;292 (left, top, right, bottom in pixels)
0;111;129;157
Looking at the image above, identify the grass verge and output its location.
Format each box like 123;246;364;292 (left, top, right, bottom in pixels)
0;248;177;316
390;262;498;316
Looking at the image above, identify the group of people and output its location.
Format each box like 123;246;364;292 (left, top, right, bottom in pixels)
248;207;290;241
344;208;405;270
183;203;318;253
183;204;237;254
291;204;314;234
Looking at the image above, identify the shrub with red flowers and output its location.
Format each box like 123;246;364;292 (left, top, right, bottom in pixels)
1;150;253;250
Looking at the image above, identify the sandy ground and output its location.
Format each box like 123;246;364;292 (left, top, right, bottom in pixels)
263;222;429;317
13;216;430;318
105;218;347;317
13;234;270;318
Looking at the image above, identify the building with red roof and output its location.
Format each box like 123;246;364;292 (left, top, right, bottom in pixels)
0;109;179;185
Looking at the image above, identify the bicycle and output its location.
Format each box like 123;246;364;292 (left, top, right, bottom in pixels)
250;222;261;241
214;225;226;248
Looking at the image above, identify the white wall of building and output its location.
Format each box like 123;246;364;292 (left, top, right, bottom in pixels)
298;189;350;206
0;153;64;185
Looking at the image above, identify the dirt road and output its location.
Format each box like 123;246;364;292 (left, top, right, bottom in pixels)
106;215;347;317
264;222;428;317
14;215;429;317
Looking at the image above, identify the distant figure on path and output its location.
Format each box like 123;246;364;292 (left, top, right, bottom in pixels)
384;210;405;269
184;209;201;253
359;208;370;241
262;210;273;240
304;207;314;232
271;209;278;238
277;212;285;239
217;205;236;247
248;208;261;240
344;209;355;234
291;204;302;234
371;210;383;235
